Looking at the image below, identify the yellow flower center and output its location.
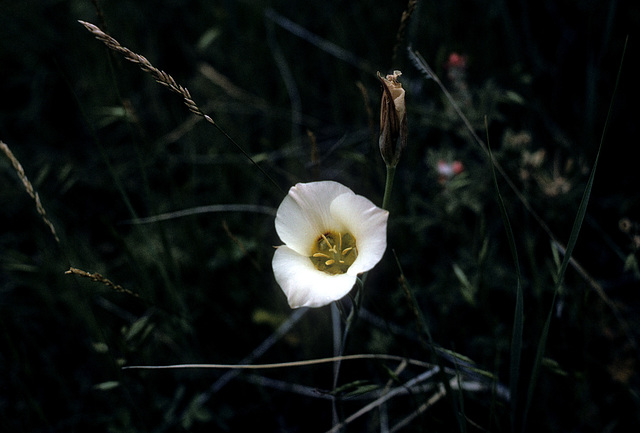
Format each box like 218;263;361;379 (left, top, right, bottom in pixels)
310;231;358;275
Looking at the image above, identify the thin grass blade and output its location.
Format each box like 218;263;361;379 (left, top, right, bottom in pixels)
521;35;627;433
485;120;523;432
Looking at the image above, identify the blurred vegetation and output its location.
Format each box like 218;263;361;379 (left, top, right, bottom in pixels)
1;0;639;432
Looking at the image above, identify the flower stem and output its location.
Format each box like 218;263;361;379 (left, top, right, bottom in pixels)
382;165;396;211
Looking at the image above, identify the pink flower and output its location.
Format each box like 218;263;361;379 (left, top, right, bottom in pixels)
437;160;464;184
446;52;467;69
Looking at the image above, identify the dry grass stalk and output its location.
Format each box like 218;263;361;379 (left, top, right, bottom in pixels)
78;20;214;125
392;0;418;62
65;267;139;297
79;20;283;193
1;140;60;243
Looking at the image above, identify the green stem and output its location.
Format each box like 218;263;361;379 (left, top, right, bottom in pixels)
382;165;396;211
330;162;395;430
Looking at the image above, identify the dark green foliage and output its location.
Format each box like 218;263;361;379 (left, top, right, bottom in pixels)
1;1;639;432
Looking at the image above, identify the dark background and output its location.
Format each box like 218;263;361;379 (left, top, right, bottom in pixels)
1;1;639;431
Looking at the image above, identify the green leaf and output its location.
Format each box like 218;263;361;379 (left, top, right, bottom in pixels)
541;358;569;377
124;315;152;342
452;263;476;305
93;381;120;391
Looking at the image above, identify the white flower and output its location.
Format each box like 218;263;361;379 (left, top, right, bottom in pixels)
272;181;389;308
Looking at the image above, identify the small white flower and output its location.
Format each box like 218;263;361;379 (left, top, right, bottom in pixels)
272;181;389;308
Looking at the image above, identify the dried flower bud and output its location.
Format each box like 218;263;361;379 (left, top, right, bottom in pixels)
378;70;407;168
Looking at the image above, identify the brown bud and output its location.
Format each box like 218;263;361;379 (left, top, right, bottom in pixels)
378;70;407;168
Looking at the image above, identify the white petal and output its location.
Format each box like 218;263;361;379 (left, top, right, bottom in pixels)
275;181;353;256
330;193;389;275
272;245;358;308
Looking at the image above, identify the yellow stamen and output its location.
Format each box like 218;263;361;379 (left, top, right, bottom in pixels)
309;231;358;275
